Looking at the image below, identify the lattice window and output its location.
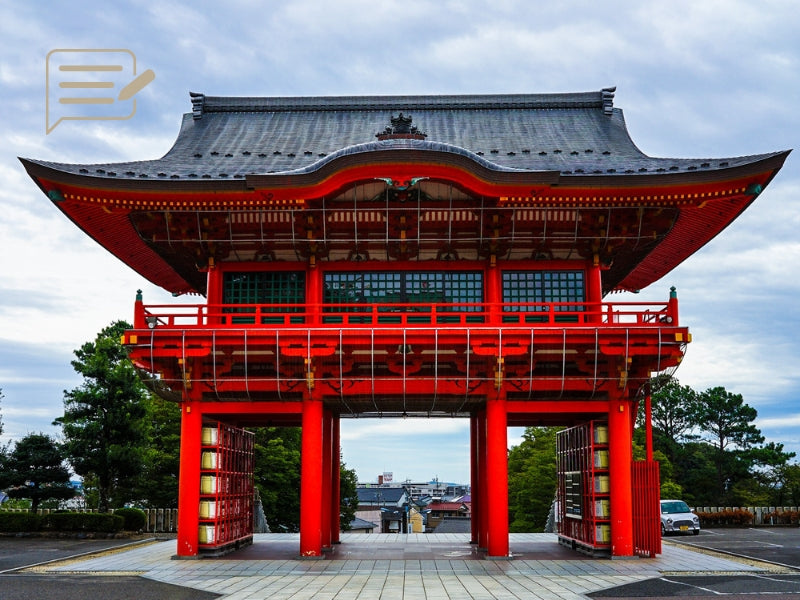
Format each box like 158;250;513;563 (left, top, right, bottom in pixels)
223;272;305;308
324;271;482;309
502;271;584;311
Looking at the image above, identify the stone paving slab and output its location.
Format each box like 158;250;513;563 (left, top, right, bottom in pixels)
42;533;768;600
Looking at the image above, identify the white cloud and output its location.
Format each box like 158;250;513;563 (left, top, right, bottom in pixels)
760;415;800;429
2;0;799;481
341;419;469;442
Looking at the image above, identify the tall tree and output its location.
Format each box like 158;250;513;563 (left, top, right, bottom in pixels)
339;458;358;531
0;433;75;511
644;375;699;460
508;426;561;532
54;321;149;512
252;427;361;532
253;427;301;531
137;394;181;507
0;388;7;461
692;386;764;500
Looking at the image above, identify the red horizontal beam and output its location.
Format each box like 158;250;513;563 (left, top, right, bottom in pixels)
194;400;303;415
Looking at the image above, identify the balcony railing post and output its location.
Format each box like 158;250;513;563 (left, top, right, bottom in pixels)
133;289;145;329
668;287;679;327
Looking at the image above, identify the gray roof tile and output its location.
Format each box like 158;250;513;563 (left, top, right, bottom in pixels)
24;89;783;181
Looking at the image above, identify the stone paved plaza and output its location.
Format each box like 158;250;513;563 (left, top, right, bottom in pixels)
38;533;773;599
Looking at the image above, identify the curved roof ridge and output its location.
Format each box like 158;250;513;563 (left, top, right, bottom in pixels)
280;138;535;176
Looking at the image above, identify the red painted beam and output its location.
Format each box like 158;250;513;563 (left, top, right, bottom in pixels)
195;401;303;415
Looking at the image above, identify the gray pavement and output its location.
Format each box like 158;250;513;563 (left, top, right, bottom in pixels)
667;527;800;570
0;536;152;573
14;532;795;599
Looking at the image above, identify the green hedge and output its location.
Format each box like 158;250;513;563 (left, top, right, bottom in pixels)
114;507;146;531
42;512;124;533
0;512;42;532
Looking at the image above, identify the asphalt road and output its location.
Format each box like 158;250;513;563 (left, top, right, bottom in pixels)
667;526;800;570
0;537;219;600
591;527;800;599
0;536;145;573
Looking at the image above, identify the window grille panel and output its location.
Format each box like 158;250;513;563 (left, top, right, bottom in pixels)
324;271;482;310
502;271;585;311
223;272;305;311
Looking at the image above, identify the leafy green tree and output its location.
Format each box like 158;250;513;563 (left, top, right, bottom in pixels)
54;321;149;512
508;426;561;532
339;458;358;531
137;394;181;507
670;441;719;505
252;427;360;532
692;386;764;500
643;375;699;461
772;463;800;506
737;441;796;506
0;389;7;465
0;433;75;511
253;427;301;531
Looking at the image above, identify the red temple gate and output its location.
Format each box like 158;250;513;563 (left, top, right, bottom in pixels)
21;88;788;558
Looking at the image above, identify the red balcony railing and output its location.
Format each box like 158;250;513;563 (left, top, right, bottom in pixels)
124;292;688;410
133;299;679;331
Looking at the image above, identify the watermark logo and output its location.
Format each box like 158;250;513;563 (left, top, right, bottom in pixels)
46;49;155;134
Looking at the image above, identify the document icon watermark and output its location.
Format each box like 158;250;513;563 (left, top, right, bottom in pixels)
46;49;155;134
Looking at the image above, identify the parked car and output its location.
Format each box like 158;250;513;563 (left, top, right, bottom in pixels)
660;499;700;535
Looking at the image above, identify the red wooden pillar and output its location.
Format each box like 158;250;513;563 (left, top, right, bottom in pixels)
321;409;333;550
587;260;603;322
331;415;341;543
176;399;202;557
486;258;501;324
486;393;509;557
609;394;634;556
645;393;654;462
469;414;479;545
300;393;324;557
477;409;488;549
307;261;322;325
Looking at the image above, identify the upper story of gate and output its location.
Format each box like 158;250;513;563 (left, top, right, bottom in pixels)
20;88;789;300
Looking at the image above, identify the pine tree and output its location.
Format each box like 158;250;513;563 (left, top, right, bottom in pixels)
54;321;148;511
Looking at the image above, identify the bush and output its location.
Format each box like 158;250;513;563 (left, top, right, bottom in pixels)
695;508;754;526
114;507;146;531
764;509;799;525
42;512;124;533
0;512;41;532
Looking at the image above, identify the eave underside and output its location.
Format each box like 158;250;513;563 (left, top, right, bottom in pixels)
24;157;784;297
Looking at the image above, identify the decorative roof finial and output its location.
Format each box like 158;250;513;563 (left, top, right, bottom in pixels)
190;92;206;120
376;113;427;140
601;87;616;116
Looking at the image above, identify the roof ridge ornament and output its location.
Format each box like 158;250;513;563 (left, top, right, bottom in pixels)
190;92;205;120
602;86;616;116
376;112;427;140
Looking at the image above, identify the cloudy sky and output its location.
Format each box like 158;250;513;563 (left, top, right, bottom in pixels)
1;0;798;486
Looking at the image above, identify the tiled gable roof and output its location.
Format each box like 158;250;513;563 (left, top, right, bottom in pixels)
23;88;784;181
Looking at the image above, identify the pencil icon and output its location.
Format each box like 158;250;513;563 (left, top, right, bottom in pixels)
46;49;155;134
118;69;155;101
